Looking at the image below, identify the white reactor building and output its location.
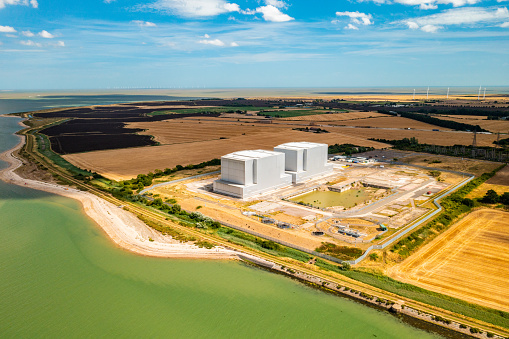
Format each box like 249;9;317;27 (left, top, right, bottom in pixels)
212;150;292;199
274;142;333;183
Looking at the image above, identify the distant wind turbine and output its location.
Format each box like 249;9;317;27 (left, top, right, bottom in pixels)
426;87;429;100
478;85;482;100
447;87;449;99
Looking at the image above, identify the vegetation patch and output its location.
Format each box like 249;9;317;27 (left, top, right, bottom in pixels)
315;242;363;261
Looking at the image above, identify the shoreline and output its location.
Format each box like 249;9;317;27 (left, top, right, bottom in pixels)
0;119;239;260
1;115;506;338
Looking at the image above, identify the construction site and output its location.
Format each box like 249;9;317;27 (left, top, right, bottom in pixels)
146;144;453;258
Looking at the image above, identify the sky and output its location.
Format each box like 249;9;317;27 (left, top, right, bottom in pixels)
0;0;508;89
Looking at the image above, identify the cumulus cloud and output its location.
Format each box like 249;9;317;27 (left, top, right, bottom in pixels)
501;21;509;26
406;21;419;29
265;0;287;8
38;30;55;38
345;23;359;30
420;24;441;32
359;0;480;10
149;0;240;17
132;20;157;27
336;11;373;26
256;5;294;22
230;41;238;46
401;7;509;32
199;38;225;46
0;0;38;9
20;39;41;47
0;25;16;33
21;30;34;37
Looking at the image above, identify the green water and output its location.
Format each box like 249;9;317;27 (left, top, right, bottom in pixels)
292;189;371;208
0;116;443;338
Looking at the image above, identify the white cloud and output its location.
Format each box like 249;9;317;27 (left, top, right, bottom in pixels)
20;39;42;47
256;5;294;22
56;40;65;47
406;21;419;29
359;0;481;9
421;24;441;32
345;23;359;30
336;11;373;26
203;33;210;38
38;30;55;38
199;38;225;46
149;0;240;17
132;20;157;27
21;30;34;37
402;7;509;28
0;25;16;33
265;0;287;9
104;0;116;3
500;21;509;27
0;0;38;10
230;41;238;46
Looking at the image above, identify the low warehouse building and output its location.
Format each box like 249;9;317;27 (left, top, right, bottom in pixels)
274;142;333;183
213;150;292;199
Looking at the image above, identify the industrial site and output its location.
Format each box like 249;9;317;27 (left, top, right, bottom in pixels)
144;141;452;257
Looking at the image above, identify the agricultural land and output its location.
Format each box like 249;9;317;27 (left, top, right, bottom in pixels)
388;209;509;313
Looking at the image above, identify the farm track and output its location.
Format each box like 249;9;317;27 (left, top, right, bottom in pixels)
19;125;509;337
388;209;509;313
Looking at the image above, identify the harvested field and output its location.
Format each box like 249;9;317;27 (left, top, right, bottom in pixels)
127;120;285;145
329;126;498;147
438;115;509;133
388;209;509;312
286;114;452;130
465;183;509;199
64;128;387;181
283;112;387;121
487;165;509;186
399;154;501;176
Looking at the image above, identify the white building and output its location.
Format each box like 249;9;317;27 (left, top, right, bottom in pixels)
274;142;333;183
213;150;292;199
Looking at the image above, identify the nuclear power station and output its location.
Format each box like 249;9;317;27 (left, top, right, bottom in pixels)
213;142;333;199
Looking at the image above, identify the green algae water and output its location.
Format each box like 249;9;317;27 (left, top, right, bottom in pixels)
292;189;372;208
0;114;444;338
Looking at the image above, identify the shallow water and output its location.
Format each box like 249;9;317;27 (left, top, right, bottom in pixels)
0;100;445;338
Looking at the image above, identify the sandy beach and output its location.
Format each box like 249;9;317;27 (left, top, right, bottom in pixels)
0;117;246;260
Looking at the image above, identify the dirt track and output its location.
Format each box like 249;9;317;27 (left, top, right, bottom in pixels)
388;209;509;312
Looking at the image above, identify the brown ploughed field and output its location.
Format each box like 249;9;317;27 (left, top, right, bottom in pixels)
388;209;509;312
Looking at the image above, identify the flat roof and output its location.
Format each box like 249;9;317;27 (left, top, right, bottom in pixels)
222;149;283;161
274;141;327;150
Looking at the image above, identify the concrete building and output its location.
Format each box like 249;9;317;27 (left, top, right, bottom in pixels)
213;150;292;199
274;142;333;183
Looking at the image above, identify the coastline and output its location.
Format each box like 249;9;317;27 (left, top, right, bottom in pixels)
0;119;238;260
1;115;506;338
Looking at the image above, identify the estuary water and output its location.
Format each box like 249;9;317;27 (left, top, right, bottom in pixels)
0;98;445;338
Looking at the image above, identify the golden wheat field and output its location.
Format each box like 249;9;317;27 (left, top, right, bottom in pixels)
388;209;509;312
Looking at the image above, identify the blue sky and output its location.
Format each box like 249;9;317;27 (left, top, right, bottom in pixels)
0;0;508;89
